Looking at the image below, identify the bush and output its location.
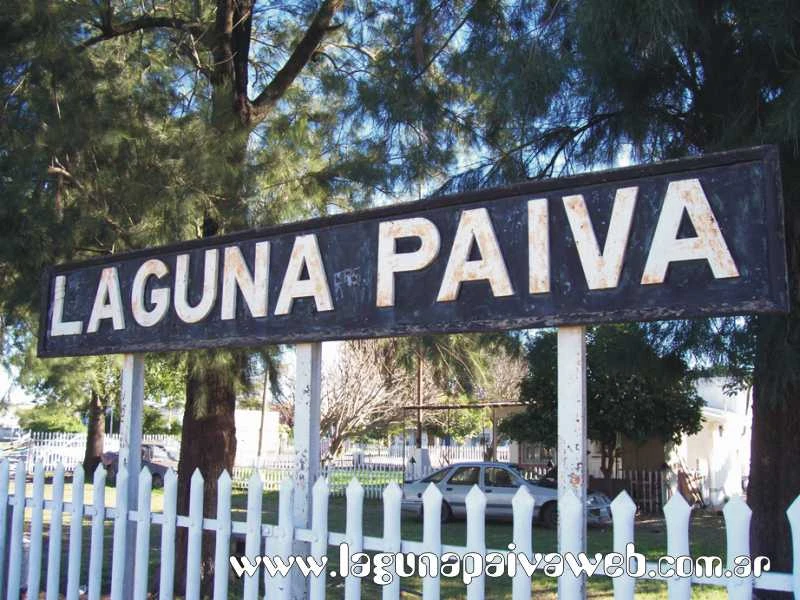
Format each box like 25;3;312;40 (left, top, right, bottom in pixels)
17;404;84;433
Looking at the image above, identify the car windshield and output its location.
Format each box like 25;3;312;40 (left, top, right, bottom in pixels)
421;469;448;483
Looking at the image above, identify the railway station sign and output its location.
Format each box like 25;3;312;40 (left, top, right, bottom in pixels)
38;146;788;357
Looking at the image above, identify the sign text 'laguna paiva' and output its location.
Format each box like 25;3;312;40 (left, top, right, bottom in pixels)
38;146;788;357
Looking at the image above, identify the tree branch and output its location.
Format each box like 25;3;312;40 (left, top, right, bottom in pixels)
411;2;474;83
78;16;209;51
251;0;344;116
47;165;86;192
533;112;621;179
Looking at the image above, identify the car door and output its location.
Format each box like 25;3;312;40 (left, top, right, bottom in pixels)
441;466;481;518
483;466;520;519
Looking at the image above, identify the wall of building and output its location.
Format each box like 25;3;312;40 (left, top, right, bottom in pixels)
234;409;281;464
671;378;751;507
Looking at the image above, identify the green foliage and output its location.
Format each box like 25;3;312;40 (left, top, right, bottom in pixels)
17;403;83;433
11;342;121;409
144;354;186;411
422;394;486;443
391;333;520;397
142;405;180;435
500;325;704;450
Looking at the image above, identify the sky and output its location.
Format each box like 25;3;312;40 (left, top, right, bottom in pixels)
0;365;34;407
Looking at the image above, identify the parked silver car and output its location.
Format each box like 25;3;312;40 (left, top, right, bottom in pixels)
401;462;612;527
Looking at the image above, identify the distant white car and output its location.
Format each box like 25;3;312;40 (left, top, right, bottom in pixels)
401;462;612;527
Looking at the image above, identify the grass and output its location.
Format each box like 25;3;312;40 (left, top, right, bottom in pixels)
6;479;728;599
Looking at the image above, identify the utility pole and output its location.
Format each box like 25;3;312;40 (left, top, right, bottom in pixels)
257;367;269;458
415;347;423;449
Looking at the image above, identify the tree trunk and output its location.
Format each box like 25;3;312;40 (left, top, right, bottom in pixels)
599;441;614;479
749;363;800;599
174;351;240;596
166;1;340;592
750;151;800;599
83;389;104;476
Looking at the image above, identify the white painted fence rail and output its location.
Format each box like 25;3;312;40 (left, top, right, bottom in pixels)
231;463;433;498
12;433;511;475
1;457;798;600
20;432;181;472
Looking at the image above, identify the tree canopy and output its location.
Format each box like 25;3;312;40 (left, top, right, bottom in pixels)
3;0;800;584
500;325;703;477
17;403;83;433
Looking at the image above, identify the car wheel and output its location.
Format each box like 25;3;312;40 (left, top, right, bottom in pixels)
441;502;453;524
541;502;557;529
151;473;164;489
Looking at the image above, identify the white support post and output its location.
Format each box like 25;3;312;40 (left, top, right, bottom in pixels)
292;343;322;600
119;353;145;600
557;326;587;599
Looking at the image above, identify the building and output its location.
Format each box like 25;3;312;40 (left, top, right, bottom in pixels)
511;377;752;507
670;377;751;507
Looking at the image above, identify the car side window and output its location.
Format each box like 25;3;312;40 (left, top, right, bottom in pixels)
448;467;480;485
485;467;516;487
422;469;448;483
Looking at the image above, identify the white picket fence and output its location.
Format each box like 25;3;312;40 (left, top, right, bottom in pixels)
21;432;181;472
347;444;511;466
2;457;799;600
231;463;432;498
15;434;509;476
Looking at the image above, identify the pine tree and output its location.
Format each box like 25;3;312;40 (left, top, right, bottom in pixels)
2;0;492;589
434;1;800;586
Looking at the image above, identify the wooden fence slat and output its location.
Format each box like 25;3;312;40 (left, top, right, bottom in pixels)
158;469;178;600
345;478;365;600
133;468;153;600
26;461;46;598
244;469;263;600
610;491;636;600
45;464;65;600
213;470;232;600
663;493;691;599
465;485;487;600
0;460;9;598
381;482;402;600
723;496;753;599
421;483;442;600
87;464;107;600
6;460;26;600
185;469;205;600
110;461;130;600
66;465;85;600
511;486;534;600
310;477;330;600
271;478;294;600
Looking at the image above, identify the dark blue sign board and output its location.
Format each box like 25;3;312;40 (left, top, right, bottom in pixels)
38;146;788;357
